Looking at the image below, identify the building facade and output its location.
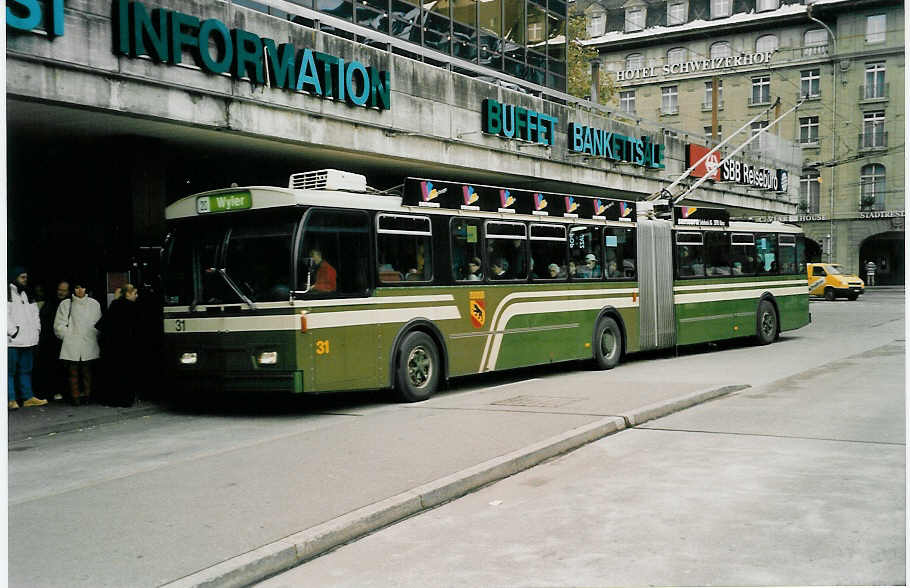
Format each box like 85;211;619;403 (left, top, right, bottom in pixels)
585;0;905;283
7;0;800;299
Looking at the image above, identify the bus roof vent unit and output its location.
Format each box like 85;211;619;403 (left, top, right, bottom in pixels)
288;169;368;192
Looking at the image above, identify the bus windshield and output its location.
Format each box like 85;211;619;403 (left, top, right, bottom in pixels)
164;212;297;306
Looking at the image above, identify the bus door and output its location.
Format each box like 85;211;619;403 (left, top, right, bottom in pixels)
297;208;379;392
636;218;676;350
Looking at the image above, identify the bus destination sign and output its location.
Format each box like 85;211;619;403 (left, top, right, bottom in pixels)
403;178;636;221
197;192;252;214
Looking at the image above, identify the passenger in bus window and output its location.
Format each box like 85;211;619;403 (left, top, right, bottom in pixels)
547;263;560;278
623;259;635;277
490;258;509;279
465;257;482;280
582;253;600;278
607;260;621;278
309;249;337;292
567;260;577;278
732;261;743;275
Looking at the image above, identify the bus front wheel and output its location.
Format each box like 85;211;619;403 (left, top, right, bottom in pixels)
395;331;440;402
593;316;622;370
755;300;778;345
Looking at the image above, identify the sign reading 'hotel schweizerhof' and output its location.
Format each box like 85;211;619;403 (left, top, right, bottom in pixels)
616;50;774;82
111;0;391;109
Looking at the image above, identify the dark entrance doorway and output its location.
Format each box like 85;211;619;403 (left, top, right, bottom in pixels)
806;238;822;263
859;231;905;285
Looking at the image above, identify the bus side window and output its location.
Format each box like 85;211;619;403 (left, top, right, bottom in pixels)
731;233;756;275
298;209;370;296
778;234;797;274
795;234;806;274
604;226;635;280
705;232;731;276
568;226;601;279
755;233;778;274
675;232;705;278
452;219;484;282
531;224;567;280
376;215;433;284
485;221;527;280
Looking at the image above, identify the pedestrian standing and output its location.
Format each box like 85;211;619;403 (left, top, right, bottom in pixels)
54;280;102;405
864;260;877;287
38;281;70;400
96;283;142;407
8;267;47;410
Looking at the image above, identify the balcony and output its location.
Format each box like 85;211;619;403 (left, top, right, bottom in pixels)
748;95;771;107
660;106;679;116
797;90;821;101
800;43;830;58
859;83;889;102
858;131;888;151
701;100;724;111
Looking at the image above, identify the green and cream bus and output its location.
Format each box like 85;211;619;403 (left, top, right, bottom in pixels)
162;169;810;401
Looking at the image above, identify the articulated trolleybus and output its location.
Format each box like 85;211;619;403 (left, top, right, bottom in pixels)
162;170;810;401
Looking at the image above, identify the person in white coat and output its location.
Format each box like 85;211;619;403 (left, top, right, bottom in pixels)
54;280;102;405
8;266;47;410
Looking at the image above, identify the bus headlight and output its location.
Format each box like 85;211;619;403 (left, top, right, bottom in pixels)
258;351;278;365
180;352;198;365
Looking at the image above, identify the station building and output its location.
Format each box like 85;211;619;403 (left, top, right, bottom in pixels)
8;0;799;297
583;0;905;283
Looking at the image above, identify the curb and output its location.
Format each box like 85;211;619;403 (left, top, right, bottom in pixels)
9;404;164;442
160;383;747;588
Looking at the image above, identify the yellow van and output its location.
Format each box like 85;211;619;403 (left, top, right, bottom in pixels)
807;263;865;301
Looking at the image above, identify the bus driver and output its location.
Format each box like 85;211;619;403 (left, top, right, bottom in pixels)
309;249;337;292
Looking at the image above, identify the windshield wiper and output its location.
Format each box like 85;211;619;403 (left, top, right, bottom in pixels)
218;268;258;310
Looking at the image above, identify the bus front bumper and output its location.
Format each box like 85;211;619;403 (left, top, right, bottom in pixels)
171;371;304;394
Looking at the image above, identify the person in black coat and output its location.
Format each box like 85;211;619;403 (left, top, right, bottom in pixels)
96;283;142;406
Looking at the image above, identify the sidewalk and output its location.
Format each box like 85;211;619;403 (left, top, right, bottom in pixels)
7;397;164;442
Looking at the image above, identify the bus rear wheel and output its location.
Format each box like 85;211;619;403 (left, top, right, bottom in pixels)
395;331;439;402
593;316;622;370
755;300;778;345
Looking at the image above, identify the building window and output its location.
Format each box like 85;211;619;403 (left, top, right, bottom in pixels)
667;47;687;66
619;90;636;113
587;12;606;37
750;121;769;137
864;62;886;99
800;173;820;213
799;116;819;145
865;14;886;43
667;1;687;25
710;41;731;60
756;34;778;53
661;86;678;114
803;29;828;56
704;125;723;141
625;6;645;32
710;0;732;19
756;0;778;12
800;69;820;98
703;80;723;109
625;53;644;70
862;111;886;148
859;164;886;211
751;75;770;105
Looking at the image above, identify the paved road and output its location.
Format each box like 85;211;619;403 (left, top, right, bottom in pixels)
260;289;906;587
7;289;903;586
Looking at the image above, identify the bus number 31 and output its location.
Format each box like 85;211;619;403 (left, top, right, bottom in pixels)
316;340;331;355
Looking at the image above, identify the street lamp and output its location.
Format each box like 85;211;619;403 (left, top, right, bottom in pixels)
807;4;837;262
